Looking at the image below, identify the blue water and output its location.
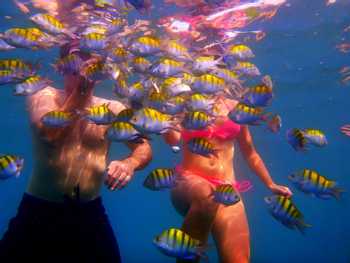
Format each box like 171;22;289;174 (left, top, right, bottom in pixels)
1;0;350;262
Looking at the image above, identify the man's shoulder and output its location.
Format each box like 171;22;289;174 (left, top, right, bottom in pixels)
92;96;126;114
26;86;61;105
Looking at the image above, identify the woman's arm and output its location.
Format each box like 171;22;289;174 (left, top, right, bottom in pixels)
237;125;292;196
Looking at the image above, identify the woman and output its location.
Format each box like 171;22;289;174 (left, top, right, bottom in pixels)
164;96;292;263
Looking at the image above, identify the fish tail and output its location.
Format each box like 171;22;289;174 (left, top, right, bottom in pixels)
196;244;210;262
331;186;345;200
296;220;312;234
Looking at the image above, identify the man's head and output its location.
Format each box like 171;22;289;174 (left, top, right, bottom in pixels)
60;40;94;96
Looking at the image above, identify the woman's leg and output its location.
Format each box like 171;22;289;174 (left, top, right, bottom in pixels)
171;174;220;263
211;201;250;263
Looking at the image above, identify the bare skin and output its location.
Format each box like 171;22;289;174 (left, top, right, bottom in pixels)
26;74;152;202
164;97;292;263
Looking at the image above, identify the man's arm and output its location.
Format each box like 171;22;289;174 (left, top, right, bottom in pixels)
105;139;153;190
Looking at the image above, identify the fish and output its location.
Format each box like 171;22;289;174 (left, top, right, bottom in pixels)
143;168;177;190
161;77;191;97
225;44;255;60
131;56;151;73
286;128;308;151
186;93;215;113
1;28;57;49
182;111;213;130
267;114;282;133
105;18;126;35
162;40;192;61
109;47;131;63
233;61;261;77
146;91;168;112
192;56;222;74
340;124;350;137
302;129;327;147
264;195;311;234
115;108;134;122
0;70;27;85
41;110;75;128
53;54;83;75
29;13;76;38
80;103;116;125
163;96;186;115
0;39;15;51
192;74;226;95
130;107;176;134
103;62;122;80
241;84;274;107
129;36;162;56
14;76;52;96
228;103;268;125
0;59;36;77
288;169;344;200
213;184;241;206
153;228;208;260
80;60;107;82
211;67;240;85
82;24;109;35
105;121;146;143
128;81;146;102
187;138;218;157
114;77;130;99
149;57;186;78
0;155;24;179
80;33;109;52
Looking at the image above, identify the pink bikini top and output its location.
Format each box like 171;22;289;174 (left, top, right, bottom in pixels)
181;119;241;142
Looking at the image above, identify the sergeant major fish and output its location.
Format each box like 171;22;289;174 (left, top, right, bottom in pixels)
213;184;241;206
143;168;177;190
105;121;146;143
264;195;311;234
0;155;24;180
288;169;344;200
41;110;75;128
14;76;52;96
153;228;208;261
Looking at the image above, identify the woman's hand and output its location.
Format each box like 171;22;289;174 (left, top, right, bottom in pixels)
105;160;135;191
268;183;293;197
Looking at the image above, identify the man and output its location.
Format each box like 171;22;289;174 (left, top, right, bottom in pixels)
0;3;152;261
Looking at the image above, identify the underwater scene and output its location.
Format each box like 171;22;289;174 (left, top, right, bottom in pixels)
0;0;350;262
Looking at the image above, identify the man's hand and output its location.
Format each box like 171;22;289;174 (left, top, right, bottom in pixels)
105;160;136;191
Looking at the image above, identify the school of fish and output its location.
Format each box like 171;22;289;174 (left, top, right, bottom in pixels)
0;0;345;260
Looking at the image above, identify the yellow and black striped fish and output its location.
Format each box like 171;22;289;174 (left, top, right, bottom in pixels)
0;155;24;179
187;138;217;158
130;107;174;134
153;228;207;260
289;169;344;200
286;128;308;151
115;108;134;122
182;110;212;130
105;121;145;143
143;168;177;190
228;103;267;125
213;184;241;206
264;195;311;234
82;103;116;125
41;110;75;128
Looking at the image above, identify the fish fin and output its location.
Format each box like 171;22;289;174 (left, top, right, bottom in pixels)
296;220;312;234
261;112;273;122
331;187;345;200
